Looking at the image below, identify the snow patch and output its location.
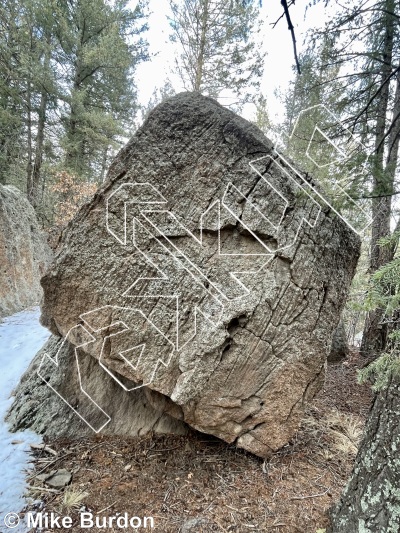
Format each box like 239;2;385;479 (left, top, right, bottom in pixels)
0;307;50;529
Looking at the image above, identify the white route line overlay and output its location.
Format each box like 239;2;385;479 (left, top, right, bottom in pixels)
38;306;177;432
38;145;357;431
274;103;373;235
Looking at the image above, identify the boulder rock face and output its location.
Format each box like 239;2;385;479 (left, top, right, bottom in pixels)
7;335;188;438
24;93;359;457
328;321;349;362
0;184;51;317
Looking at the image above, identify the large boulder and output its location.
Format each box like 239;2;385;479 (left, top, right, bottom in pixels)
10;93;360;457
0;184;51;317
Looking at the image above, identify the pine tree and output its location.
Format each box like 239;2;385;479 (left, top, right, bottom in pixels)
0;0;33;188
308;0;400;357
139;79;176;124
168;0;264;108
0;0;150;208
252;93;271;135
330;235;400;533
301;3;400;529
56;0;149;180
279;37;370;227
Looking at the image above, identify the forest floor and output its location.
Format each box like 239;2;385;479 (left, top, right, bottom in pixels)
22;350;372;533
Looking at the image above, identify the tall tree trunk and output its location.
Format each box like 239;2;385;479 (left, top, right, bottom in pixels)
30;31;51;208
0;138;7;184
329;372;400;532
30;89;48;208
26;79;34;203
194;0;209;91
65;21;84;173
361;0;397;358
100;145;109;183
65;87;80;172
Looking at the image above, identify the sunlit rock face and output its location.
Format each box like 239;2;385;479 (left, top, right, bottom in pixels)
20;92;359;457
0;184;51;318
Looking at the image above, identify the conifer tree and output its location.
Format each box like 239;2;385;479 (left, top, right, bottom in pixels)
168;0;264;108
315;0;400;357
56;0;149;179
0;0;149;206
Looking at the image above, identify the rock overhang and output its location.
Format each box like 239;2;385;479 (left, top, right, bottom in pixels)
37;92;360;457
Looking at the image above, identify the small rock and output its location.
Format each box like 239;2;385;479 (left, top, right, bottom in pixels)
35;474;49;482
181;518;210;532
44;469;72;488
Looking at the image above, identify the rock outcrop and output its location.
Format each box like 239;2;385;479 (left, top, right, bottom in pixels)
328;321;349;362
0;184;51;317
8;93;360;457
7;335;188;438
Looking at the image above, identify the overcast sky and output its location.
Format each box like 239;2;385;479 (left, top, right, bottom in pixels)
129;0;328;122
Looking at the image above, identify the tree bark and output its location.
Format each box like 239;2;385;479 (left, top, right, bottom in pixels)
30;31;51;208
26;79;34;203
100;145;109;183
65;17;85;173
30;88;48;208
329;372;400;532
361;0;398;358
194;0;209;91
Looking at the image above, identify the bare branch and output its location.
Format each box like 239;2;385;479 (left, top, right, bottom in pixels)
280;0;301;74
